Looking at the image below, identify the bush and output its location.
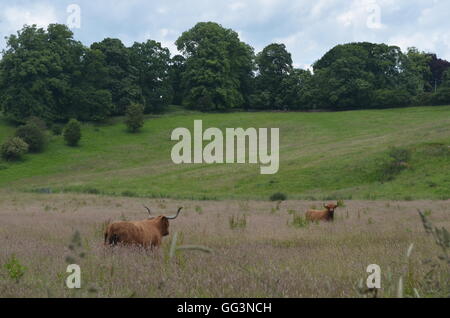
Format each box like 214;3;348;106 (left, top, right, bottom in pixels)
63;119;82;146
1;137;29;161
371;89;412;108
291;213;309;228
377;147;412;182
431;87;450;106
25;116;47;131
413;92;433;106
229;214;247;230
4;254;27;283
15;124;47;153
270;192;287;201
51;124;64;136
125;103;145;133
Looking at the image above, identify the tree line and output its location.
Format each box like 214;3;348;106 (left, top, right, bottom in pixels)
1;21;450;124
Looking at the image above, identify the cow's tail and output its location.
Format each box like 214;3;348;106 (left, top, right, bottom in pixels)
104;231;109;245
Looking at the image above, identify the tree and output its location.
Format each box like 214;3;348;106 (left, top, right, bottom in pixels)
170;55;186;105
1;137;29;161
253;44;293;109
90;38;140;115
0;24;113;122
312;42;410;110
176;22;254;111
15;124;47;153
130;40;173;113
68;48;113;121
278;69;315;110
63;119;82;146
125;103;145;133
399;47;432;95
426;54;450;92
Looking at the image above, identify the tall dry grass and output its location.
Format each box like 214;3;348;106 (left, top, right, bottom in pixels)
0;192;448;298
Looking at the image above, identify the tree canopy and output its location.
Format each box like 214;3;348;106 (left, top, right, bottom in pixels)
175;22;254;111
1;22;449;123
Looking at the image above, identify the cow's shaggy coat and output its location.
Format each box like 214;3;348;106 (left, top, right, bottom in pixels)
306;203;338;222
104;208;182;249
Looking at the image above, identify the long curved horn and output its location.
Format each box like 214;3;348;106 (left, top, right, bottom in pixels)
166;207;183;220
143;205;152;217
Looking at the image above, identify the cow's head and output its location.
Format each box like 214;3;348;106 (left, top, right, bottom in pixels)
324;203;338;213
154;216;170;236
147;207;183;237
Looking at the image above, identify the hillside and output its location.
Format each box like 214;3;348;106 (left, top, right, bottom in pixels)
0;106;449;200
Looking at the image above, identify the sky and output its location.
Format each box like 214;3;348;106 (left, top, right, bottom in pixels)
1;0;449;69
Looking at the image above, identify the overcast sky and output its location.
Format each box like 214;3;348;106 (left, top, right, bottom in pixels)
1;0;449;69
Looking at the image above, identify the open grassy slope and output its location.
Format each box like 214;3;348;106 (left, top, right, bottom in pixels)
0;106;449;200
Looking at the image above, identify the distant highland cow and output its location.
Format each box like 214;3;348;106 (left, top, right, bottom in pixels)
306;203;338;222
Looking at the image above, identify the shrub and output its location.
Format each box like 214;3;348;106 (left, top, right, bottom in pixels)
229;214;247;230
377;147;412;182
1;137;29;161
431;87;450;106
371;89;412;108
63;119;82;146
125;103;145;133
25;116;47;131
15;124;47;153
4;255;27;283
121;190;138;197
270;192;287;201
291;213;309;228
51;123;64;136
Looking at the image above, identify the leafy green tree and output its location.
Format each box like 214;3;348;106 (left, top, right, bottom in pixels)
312;42;411;110
0;24;113;122
1;137;29;161
69;48;113;121
125;103;145;133
15;124;47;153
170;55;186;105
130;40;173;113
399;47;432;95
176;22;254;111
252;44;293;109
278;69;315;110
63;119;82;146
90;38;140;115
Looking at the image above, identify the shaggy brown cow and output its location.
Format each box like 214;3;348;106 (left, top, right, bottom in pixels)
104;207;183;249
306;203;338;222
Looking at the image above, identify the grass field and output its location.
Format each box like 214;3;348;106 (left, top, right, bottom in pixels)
0;106;450;201
0;106;449;298
0;192;448;298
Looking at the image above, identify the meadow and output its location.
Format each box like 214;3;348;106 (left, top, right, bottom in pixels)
0;106;449;298
0;192;448;298
0;106;449;201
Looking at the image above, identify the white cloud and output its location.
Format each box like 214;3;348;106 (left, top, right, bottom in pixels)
1;3;58;34
229;2;246;11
